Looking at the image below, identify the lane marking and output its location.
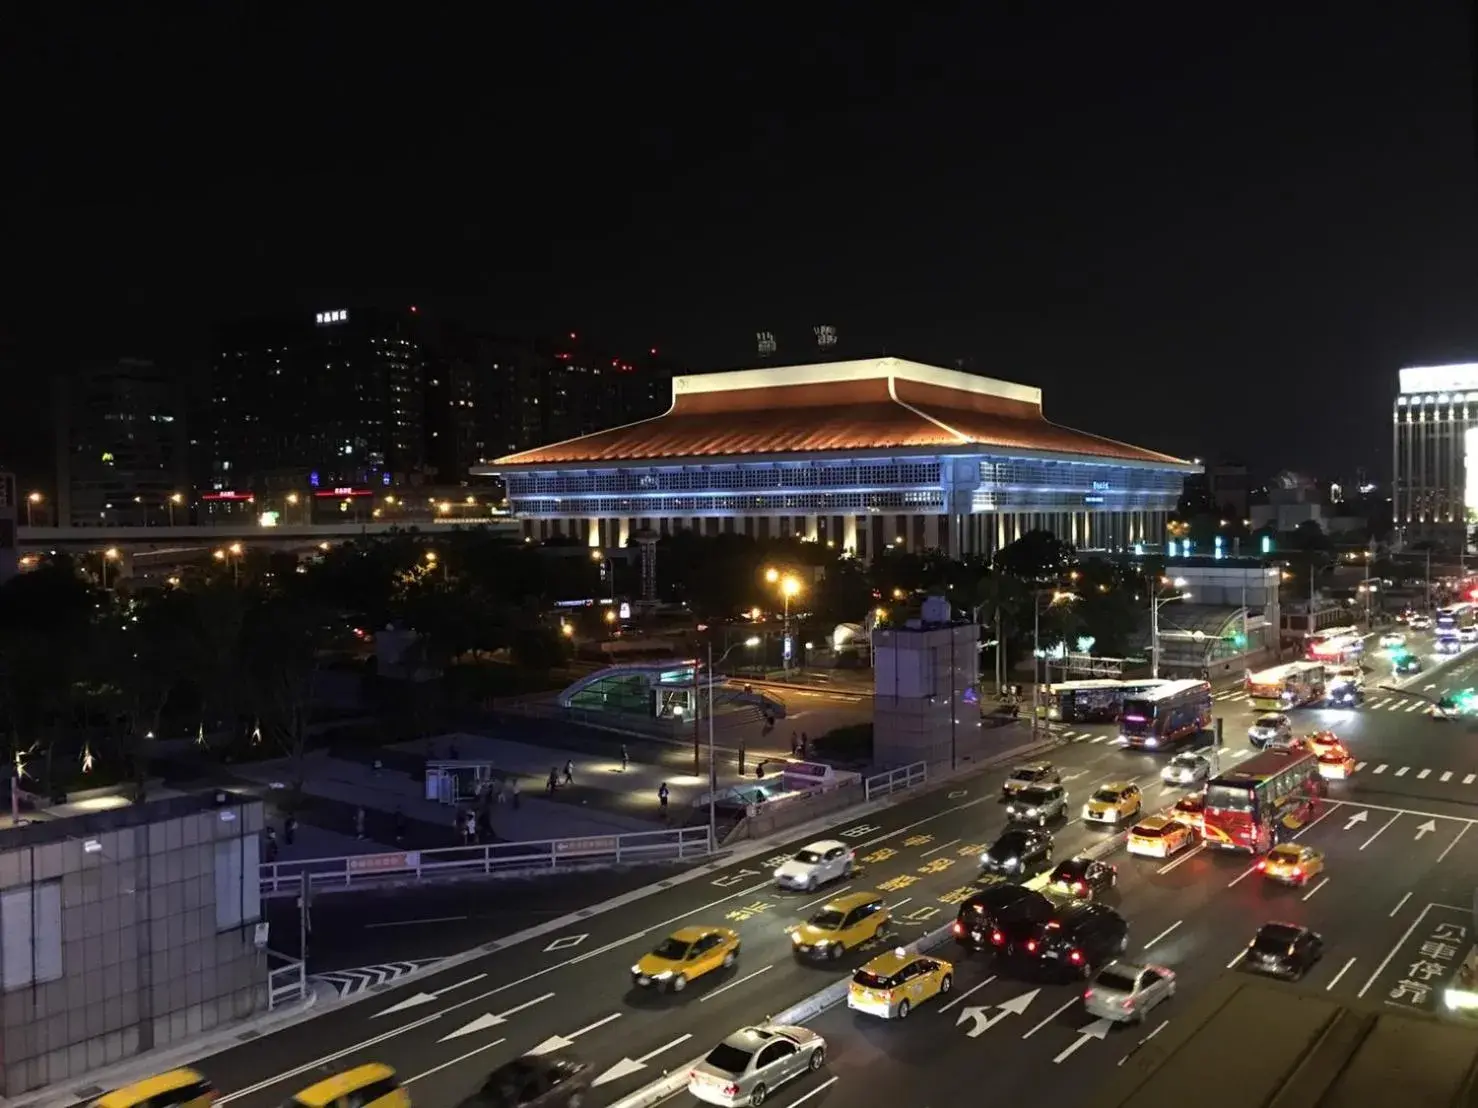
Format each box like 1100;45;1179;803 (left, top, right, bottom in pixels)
403;1038;507;1085
1326;958;1356;991
921;838;962;857
365;916;468;929
1226;948;1246;970
1360;814;1401;850
1358;902;1434;998
1022;996;1078;1039
1374;764;1388;774
1467;774;1477;785
795;887;851;912
781;1076;838;1108
886;898;912;911
1116;1019;1170;1066
639;1034;694;1063
1301;877;1329;901
1395;767;1409;777
1390;891;1413;918
1417;769;1432;780
1157;844;1204;874
1438;823;1471;864
938;974;997;1013
698;965;773;1003
1441;771;1454;782
1356;762;1367;771
1144;921;1182;949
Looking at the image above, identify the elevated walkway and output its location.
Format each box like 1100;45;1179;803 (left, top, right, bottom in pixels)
557;660;786;720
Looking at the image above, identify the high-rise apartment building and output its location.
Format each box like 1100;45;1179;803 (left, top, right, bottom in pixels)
207;308;425;496
54;359;189;527
1393;362;1478;548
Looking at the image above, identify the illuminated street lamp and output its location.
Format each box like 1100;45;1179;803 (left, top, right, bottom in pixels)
425;549;447;583
215;543;244;586
764;568;803;672
168;492;184;526
101;547;120;590
1151;576;1192;680
25;491;41;527
1030;589;1078;736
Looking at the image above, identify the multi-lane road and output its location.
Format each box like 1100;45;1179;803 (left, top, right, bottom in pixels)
117;630;1478;1108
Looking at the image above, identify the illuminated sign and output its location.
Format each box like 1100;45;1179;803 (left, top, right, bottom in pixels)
316;309;349;325
202;491;254;502
312;488;373;498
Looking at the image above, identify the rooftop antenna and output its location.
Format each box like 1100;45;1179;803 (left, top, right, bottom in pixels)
814;325;838;359
756;331;777;360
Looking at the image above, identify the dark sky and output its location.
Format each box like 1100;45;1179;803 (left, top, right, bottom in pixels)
6;5;1477;483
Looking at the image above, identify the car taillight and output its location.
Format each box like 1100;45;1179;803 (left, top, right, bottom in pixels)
991;930;1004;945
1025;940;1037;953
1292;867;1302;877
723;1085;740;1097
1074;882;1086;893
1069;950;1083;964
1256;860;1266;869
952;921;964;935
1083;989;1094;1000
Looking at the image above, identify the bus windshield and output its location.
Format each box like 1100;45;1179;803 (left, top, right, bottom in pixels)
1206;784;1256;812
1122;699;1154;721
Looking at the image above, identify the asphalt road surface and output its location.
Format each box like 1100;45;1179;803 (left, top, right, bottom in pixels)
158;631;1478;1108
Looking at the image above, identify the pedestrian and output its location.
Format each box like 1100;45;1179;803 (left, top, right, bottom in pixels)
658;781;670;819
511;778;521;810
790;731;799;755
354;806;366;840
264;826;279;863
563;760;574;786
284;814;297;847
394;807;406;845
755;760;766;779
738;744;747;775
547;767;559;795
800;732;809;758
620;745;629;771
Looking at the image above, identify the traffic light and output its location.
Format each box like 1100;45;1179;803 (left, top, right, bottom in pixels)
1231;631;1247;648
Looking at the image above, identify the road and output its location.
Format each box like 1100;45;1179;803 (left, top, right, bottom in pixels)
172;629;1478;1108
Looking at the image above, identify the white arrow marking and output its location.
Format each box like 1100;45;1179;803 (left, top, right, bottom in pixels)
948;789;969;799
1415;819;1438;840
1061;771;1088;782
436;992;557;1041
527;1013;622;1055
1053;1018;1114;1064
1343;811;1369;830
593;1034;694;1086
375;974;487;1017
956;989;1039;1037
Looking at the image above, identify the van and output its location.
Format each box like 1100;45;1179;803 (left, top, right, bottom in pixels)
287;1064;409;1108
95;1070;216;1108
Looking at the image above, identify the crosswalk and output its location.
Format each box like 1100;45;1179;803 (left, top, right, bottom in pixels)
1352;762;1478;785
1210;689;1429;713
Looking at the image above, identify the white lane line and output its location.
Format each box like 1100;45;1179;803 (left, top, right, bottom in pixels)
886;898;912;911
1226;948;1246;970
1417;769;1432;780
1395;767;1410;777
1467;774;1478;785
698;965;773;1003
1438;823;1471;864
1374;764;1388;774
1326;958;1357;992
796;887;851;912
781;1076;838;1108
1356;762;1368;772
938;974;997;1013
1228;862;1259;888
365;916;469;929
1390;891;1413;917
1023;996;1079;1039
1361;813;1401;850
404;1038;507;1085
1301;877;1330;901
1442;771;1454;782
1157;844;1204;874
1359;903;1434;997
1090;735;1107;744
638;1034;694;1063
920;839;962;858
1116;1019;1170;1066
1144;921;1182;949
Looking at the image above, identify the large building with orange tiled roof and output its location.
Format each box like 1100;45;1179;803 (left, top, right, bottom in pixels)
476;357;1198;560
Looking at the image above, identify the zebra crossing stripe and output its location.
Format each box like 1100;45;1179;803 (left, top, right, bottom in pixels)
1404;701;1423;713
1417;769;1431;779
1442;771;1453;782
1395;766;1410;776
1356;761;1367;771
1374;764;1388;774
1467;775;1477;785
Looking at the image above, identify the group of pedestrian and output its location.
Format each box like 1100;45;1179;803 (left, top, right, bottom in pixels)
457;777;522;844
262;813;298;863
546;760;575;794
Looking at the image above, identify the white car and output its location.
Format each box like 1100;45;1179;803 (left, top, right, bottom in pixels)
773;840;854;890
1160;752;1210;786
1410;615;1433;630
1083;960;1176;1024
1379;632;1406;649
1460;626;1478;644
1248;714;1292;748
688;1024;827;1107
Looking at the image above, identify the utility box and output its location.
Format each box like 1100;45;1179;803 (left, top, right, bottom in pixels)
872;599;981;768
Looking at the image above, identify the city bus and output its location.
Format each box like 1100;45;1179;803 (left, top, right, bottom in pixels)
1040;678;1169;723
1119;679;1213;750
1436;603;1476;634
1246;661;1327;712
1305;626;1364;665
1201;746;1326;853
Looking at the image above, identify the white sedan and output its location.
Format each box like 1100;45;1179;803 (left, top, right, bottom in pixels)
774;840;855;890
1084;961;1176;1024
1160;753;1210;787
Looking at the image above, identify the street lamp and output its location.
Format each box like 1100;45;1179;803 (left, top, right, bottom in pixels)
215;543;244;586
592;549;615;604
25;492;41;527
1151;576;1192;680
693;636;762;847
1031;590;1077;737
425;549;447;583
764;569;803;672
168;492;183;527
100;547;120;590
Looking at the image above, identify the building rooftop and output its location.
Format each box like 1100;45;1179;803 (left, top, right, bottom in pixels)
0;790;259;851
1093;973;1478;1108
488;358;1193;470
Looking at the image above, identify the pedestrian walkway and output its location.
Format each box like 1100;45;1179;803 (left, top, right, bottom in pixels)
1211;688;1430;713
1353;762;1478;785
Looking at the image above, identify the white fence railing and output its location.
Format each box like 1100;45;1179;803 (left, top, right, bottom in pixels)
259;825;714;898
863;761;927;802
267;949;307;1010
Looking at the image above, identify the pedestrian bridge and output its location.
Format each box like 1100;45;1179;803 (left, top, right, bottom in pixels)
558;660;786;720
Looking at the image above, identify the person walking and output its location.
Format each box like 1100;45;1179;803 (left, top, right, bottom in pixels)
563;760;574;786
354;806;366;840
657;781;670;819
547;767;559;795
620;745;630;771
510;778;521;809
284;814;297;847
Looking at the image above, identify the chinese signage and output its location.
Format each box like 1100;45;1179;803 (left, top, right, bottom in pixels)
347;851;420;873
1387;911;1467;1010
316;309;349;325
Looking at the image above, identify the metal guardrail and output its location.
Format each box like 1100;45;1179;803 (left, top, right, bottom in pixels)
258;825;714;897
267;949;307;1010
862;761;927;802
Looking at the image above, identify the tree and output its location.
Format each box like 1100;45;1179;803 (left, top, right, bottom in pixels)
810;559;873;627
994;530;1073;583
242;594;326;792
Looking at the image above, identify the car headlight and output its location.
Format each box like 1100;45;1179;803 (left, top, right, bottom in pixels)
631;964;642;974
1025;808;1038;817
1004;857;1019;868
774;869;785;879
981;853;991;864
790;932;803;944
813;939;831;947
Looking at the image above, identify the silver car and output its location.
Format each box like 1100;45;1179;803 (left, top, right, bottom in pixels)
1248;714;1292;748
1082;960;1176;1024
688;1024;826;1107
1005;784;1068;825
1160;753;1209;787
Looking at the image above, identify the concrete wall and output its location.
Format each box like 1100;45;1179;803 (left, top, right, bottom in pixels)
0;800;268;1096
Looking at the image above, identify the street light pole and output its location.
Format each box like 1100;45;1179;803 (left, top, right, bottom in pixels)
1150;576;1191;680
706;643;717;849
1031;595;1041;738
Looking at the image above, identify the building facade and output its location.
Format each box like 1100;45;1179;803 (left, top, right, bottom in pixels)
1392;362;1478;548
54;359;189;527
481;358;1197;559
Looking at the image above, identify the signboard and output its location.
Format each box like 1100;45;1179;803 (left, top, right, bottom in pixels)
312;488;374;498
554;836;618;856
347;851;419;873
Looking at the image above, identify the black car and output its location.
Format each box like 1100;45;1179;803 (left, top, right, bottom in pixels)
1046;857;1118;900
1242;921;1324;979
459;1057;591;1108
1024;901;1129;977
952;883;1066;954
1326;681;1362;708
980;827;1054;877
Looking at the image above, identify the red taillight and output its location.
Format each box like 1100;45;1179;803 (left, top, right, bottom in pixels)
1083;989;1094;1000
991;930;1004;945
1074;881;1087;893
1069;950;1083;964
952;921;964;935
723;1085;740;1098
1025;940;1037;953
1256;860;1266;870
1292;867;1303;878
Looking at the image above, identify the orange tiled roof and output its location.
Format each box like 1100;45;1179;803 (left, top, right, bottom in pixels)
492;364;1189;468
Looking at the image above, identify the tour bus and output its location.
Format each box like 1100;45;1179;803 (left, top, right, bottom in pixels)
1119;679;1213;750
1436;603;1476;634
1246;661;1327;712
1201;746;1325;853
1305;626;1364;665
1040;678;1169;723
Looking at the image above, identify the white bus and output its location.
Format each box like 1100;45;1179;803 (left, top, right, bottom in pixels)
1039;678;1169;723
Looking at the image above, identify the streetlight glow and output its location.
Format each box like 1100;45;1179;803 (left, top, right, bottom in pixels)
781;576;801;599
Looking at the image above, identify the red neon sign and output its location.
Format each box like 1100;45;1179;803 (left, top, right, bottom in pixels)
312;488;373;498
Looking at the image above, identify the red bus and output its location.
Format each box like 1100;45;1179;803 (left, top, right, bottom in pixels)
1201;747;1326;854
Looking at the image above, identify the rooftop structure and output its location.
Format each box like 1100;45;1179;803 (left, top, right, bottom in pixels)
480;358;1197;560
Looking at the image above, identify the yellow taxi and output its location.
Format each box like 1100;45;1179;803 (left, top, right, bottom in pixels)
631;926;740;992
1082;781;1143;825
1172;793;1204;834
1258;843;1325;886
1126;815;1195;859
287;1065;407;1108
1304;731;1345;757
95;1070;216;1108
1317;748;1356;780
788;891;890;961
846;947;953;1019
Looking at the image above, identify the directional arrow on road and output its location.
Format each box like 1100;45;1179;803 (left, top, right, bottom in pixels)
956;990;1039;1037
1053;1019;1114;1064
1344;811;1369;831
527;1012;623;1055
436;992;557;1041
593;1034;695;1087
1415;820;1438;840
375;974;487;1017
1061;772;1088;782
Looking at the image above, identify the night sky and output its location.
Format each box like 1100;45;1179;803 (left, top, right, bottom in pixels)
6;5;1477;483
